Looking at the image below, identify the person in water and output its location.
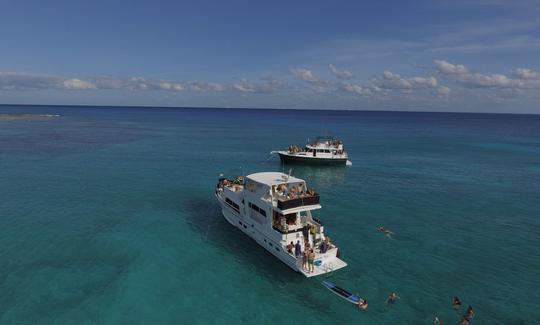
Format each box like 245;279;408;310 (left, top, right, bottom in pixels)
386;292;399;304
459;305;475;325
452;296;462;309
357;299;368;310
433;316;443;325
378;226;394;238
465;305;474;319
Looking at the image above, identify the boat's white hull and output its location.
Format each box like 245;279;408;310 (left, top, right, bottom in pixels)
216;193;347;277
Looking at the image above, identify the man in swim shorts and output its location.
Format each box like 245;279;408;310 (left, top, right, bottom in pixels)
308;249;315;273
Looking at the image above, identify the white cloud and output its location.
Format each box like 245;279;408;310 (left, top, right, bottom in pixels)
231;77;283;94
232;79;255;92
289;68;319;82
63;78;97;90
378;70;437;89
434;60;540;89
159;82;184;92
437;86;451;96
0;72;61;90
159;82;172;90
129;76;145;82
0;73;99;91
172;84;184;91
434;60;469;74
341;83;373;96
329;64;353;78
187;81;225;92
513;68;540;80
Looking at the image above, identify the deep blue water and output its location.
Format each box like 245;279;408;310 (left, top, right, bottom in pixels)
1;105;539;324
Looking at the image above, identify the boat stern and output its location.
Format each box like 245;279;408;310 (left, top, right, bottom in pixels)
301;256;347;277
299;247;348;277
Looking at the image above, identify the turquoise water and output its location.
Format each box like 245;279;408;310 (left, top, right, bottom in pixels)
1;105;539;324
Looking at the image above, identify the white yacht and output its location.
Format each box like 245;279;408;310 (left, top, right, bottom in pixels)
274;136;351;166
215;172;347;277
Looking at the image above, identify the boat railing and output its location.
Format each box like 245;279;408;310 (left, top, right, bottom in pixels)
277;194;320;210
272;225;300;235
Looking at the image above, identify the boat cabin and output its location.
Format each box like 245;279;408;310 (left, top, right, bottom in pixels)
218;172;325;248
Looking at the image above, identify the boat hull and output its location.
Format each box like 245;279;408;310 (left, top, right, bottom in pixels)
278;152;348;166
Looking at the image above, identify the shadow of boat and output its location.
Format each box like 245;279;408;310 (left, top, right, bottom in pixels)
182;196;306;284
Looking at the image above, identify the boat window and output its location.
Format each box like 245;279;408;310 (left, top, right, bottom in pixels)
248;202;266;217
225;198;239;211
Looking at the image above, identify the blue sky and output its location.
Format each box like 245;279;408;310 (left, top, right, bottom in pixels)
1;0;540;113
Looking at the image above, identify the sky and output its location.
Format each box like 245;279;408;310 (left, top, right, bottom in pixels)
1;0;540;113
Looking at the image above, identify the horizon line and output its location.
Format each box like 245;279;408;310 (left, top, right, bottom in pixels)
0;103;538;116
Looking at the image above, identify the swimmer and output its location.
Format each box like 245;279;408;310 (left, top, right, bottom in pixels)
378;226;394;238
386;292;399;304
357;298;368;310
452;296;462;309
465;305;474;319
458;317;469;325
433;316;443;325
458;305;474;325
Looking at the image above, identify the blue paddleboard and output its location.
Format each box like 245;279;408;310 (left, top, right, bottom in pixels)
322;281;360;304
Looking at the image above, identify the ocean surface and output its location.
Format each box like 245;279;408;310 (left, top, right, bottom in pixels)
1;105;539;324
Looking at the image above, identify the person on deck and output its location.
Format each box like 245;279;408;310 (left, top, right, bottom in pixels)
320;241;328;253
302;250;308;271
294;241;301;258
286;241;294;254
308;249;315;273
324;236;331;249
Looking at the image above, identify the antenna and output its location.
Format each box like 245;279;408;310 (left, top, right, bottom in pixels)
287;168;292;180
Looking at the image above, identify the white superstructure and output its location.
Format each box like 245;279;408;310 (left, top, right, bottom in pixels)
215;172;347;277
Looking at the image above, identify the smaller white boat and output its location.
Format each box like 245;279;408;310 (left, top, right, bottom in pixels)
273;136;351;166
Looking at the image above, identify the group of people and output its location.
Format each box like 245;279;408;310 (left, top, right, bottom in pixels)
452;297;475;325
433;297;474;324
286;237;331;274
356;292;399;310
217;176;244;191
276;183;316;200
287;145;303;154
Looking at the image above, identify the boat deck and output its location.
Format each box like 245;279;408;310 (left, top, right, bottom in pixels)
300;256;347;277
